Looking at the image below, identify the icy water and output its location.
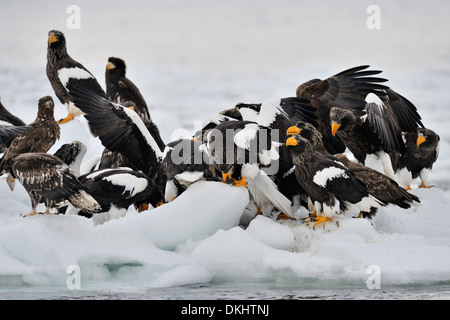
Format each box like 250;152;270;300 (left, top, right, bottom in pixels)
2;282;450;300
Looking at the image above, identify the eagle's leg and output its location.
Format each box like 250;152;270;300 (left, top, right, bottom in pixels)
313;214;333;229
43;199;55;215
24;208;39;217
6;174;15;191
419;181;434;189
221;170;233;183
57;113;74;124
233;177;247;188
24;193;40;217
353;212;363;219
276;212;295;220
406;185;412;191
137;203;149;212
301;211;317;223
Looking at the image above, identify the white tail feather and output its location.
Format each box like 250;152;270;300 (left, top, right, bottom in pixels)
246;170;293;217
164;179;179;202
345;194;384;215
175;171;204;184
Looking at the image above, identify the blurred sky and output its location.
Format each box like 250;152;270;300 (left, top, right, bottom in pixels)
1;0;449;73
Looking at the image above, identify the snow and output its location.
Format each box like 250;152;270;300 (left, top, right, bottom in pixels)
0;179;249;286
1;0;450;297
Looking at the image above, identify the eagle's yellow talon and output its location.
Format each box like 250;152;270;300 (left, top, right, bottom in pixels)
313;214;333;228
221;171;233;183
24;209;38;217
301;211;317;223
419;181;434;189
222;173;228;183
233;177;247;188
57;113;74;124
276;213;295;220
138;203;149;212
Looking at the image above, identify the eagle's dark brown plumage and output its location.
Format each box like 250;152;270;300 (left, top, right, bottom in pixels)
334;154;420;218
0;125;32;150
0;96;60;175
6;152;100;216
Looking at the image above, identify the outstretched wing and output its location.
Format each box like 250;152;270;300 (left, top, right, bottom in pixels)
381;88;424;132
279;97;318;127
297;65;389;109
67;84;165;178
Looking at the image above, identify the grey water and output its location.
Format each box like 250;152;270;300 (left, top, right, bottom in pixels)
2;282;450;300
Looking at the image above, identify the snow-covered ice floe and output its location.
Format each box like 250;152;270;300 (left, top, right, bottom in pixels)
1;173;450;289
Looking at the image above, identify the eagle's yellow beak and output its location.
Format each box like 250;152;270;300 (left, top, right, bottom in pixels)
286;126;301;136
331;122;342;136
106;62;116;71
417;135;427;147
286;137;298;146
48;34;58;45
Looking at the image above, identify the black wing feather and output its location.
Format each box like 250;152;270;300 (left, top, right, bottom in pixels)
315;159;371;205
53;142;79;166
279;97;318;127
383;88;424;132
66;84;160;176
365;101;406;153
